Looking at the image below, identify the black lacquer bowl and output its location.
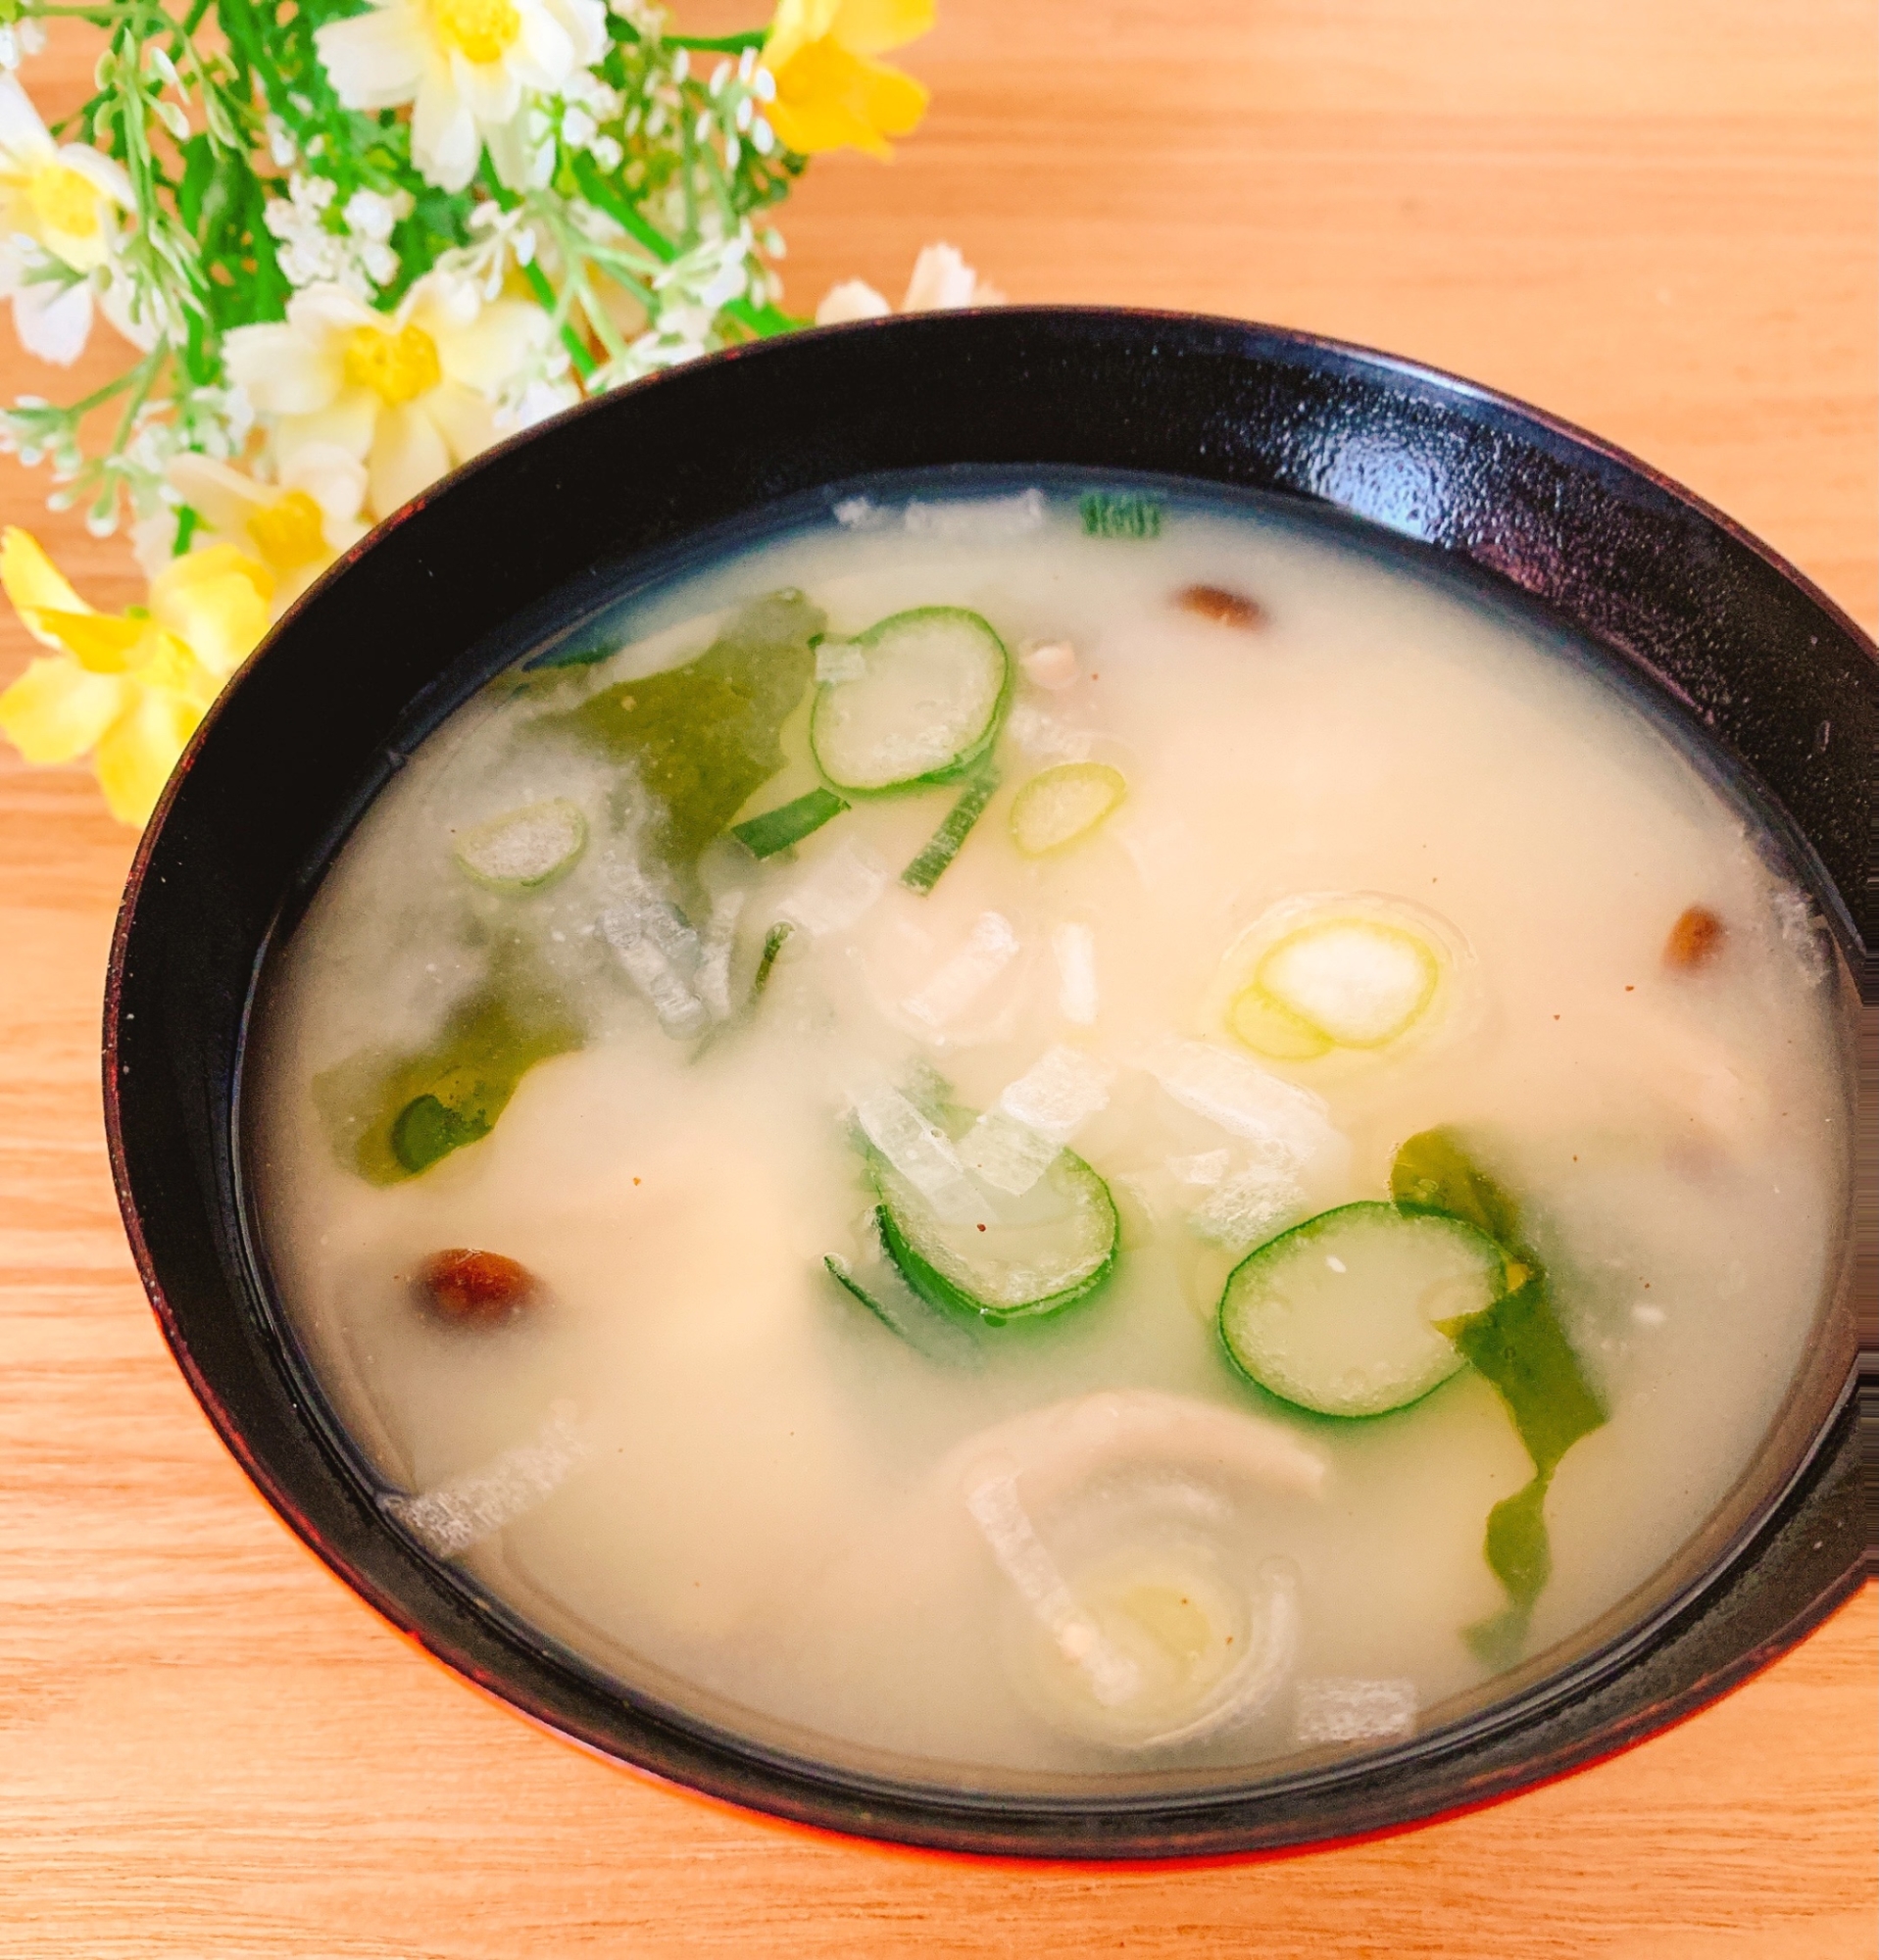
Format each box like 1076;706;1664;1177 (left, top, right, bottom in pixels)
106;311;1876;1859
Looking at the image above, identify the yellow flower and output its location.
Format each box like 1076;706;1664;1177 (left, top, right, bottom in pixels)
166;445;371;616
0;528;272;824
762;0;932;159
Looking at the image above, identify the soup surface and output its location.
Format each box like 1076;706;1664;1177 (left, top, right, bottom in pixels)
251;475;1850;1790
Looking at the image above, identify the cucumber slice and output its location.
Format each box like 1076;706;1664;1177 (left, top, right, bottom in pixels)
824;1251;982;1367
874;1147;1118;1325
1218;1201;1505;1417
810;607;1013;794
1010;762;1126;857
453;799;587;892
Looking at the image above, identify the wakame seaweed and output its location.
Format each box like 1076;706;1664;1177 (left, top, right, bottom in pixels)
1392;1125;1607;1666
542;587;825;892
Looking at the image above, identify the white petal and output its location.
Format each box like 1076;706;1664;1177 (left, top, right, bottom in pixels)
420;380;497;466
902;243;979;313
274;389;381;477
815;279;891;325
0;74;53;166
55;143;133;210
223;320;345;416
166;453;266;534
411;74;481;192
437;297;546;393
13;278;92;366
284;281;381;343
452;51;521;125
483;112;553;192
548;0;608;67
280;442;369;528
405;266;481;336
367;400;451;517
512;2;573;87
313;6;429;110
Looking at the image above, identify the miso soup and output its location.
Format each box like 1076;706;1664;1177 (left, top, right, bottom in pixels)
249;475;1852;1790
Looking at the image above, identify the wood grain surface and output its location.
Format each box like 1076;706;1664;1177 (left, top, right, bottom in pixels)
1;2;1873;1952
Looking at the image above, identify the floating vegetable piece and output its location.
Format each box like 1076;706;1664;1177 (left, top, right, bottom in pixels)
903;766;1001;892
938;1392;1319;1747
1217;1201;1498;1417
1390;1125;1524;1248
1019;639;1078;689
453;799;587;892
1175;584;1264;629
545;588;824;890
751;920;793;995
902;909;1022;1031
874;1147;1118;1325
381;1402;588;1559
320;980;583;1184
417;1248;539;1326
1255;918;1437;1049
824;1249;982;1368
1390;1126;1607;1666
1010;761;1126;857
1080;491;1162;539
731;785;851;859
1227;986;1334;1060
810;606;1013;794
1663;904;1726;970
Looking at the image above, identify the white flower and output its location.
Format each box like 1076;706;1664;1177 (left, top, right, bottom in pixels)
814;242;1003;327
0;21;46;72
315;0;607;192
814;278;890;325
223;272;553;520
0;74;133;364
264;173;413;296
166;445;371;614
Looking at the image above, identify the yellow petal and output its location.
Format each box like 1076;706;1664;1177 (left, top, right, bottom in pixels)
767;38;928;157
762;0;839;74
828;0;933;57
0;653;125;763
22;606;146;671
131;627;222;710
149;545;273;679
1;525;90;646
92;685;201;826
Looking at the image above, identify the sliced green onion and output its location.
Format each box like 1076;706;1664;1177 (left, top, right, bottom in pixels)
902;768;1001;893
731;786;850;858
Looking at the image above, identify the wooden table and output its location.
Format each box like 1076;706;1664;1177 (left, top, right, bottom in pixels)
2;1;1873;1950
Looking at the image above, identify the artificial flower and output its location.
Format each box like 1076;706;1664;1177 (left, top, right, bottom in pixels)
0;528;272;823
314;0;606;193
762;0;932;159
815;241;1002;323
223;271;553;520
0;74;134;364
167;445;371;614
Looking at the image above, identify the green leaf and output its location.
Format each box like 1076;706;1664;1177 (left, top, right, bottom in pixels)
542;588;824;891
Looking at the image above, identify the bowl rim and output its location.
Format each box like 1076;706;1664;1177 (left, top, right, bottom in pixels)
103;306;1878;1860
